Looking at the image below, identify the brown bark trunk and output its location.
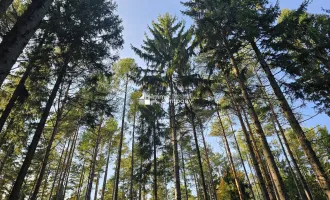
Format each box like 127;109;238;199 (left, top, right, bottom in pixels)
101;134;114;200
129;112;136;200
226;111;256;200
169;77;181;200
252;53;317;200
224;77;271;200
113;75;128;200
215;109;245;200
198;120;218;200
188;106;209;200
40;165;50;200
9;65;66;200
153;120;158;200
76;160;86;200
86;116;103;200
30;81;71;200
138;158;142;200
180;142;189;200
227;53;288;199
94;173;100;200
0;64;32;133
0;0;54;86
48;142;66;200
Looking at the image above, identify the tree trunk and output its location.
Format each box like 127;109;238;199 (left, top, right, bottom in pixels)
188;107;209;200
129;112;136;200
86;116;103;200
94;173;100;200
9;65;66;200
153;120;158;200
40;165;51;200
253;59;318;200
246;154;262;199
0;0;54;86
0;64;32;133
76;160;86;200
30;81;71;200
0;143;14;175
240;107;277;200
226;111;256;200
113;75;128;200
101;135;114;200
169;77;181;200
215;109;244;200
180;142;189;200
0;0;13;15
48;142;66;200
198;120;218;200
189;152;200;200
226;51;288;199
224;78;271;200
138;158;142;200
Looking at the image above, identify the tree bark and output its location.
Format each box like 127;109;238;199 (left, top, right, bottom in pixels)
250;42;324;198
0;0;54;86
226;111;256;200
113;75;128;200
138;158;142;200
30;81;71;200
0;64;32;133
9;65;66;200
86;116;103;200
153;119;158;200
40;165;51;200
0;143;14;175
188;106;209;200
224;77;271;200
0;0;13;15
198;119;218;200
48;142;66;200
255;71;314;200
94;173;100;200
226;51;288;199
76;160;86;200
169;76;181;200
180;142;189;200
215;109;245;200
129;112;136;200
101;134;114;200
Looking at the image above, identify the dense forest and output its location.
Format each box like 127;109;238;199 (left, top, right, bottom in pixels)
0;0;329;199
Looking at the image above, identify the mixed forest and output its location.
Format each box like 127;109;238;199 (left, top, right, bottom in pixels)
0;0;329;199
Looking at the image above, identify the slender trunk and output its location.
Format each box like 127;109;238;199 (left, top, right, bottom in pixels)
62;129;79;198
101;134;114;200
169;77;181;200
198;120;218;200
86;116;103;200
215;109;245;200
246;154;262;199
113;75;128;200
255;70;315;200
188;107;209;200
94;173;100;200
251;40;330;198
0;0;54;86
129;112;136;200
54;136;72;200
0;143;14;175
30;82;71;200
0;118;13;148
76;160;86;200
9;65;66;200
180;142;189;200
48;142;66;200
40;165;51;200
138;158;142;200
226;53;288;199
241;107;277;200
226;111;256;200
153;120;158;200
0;0;13;15
224;78;271;200
0;64;32;133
